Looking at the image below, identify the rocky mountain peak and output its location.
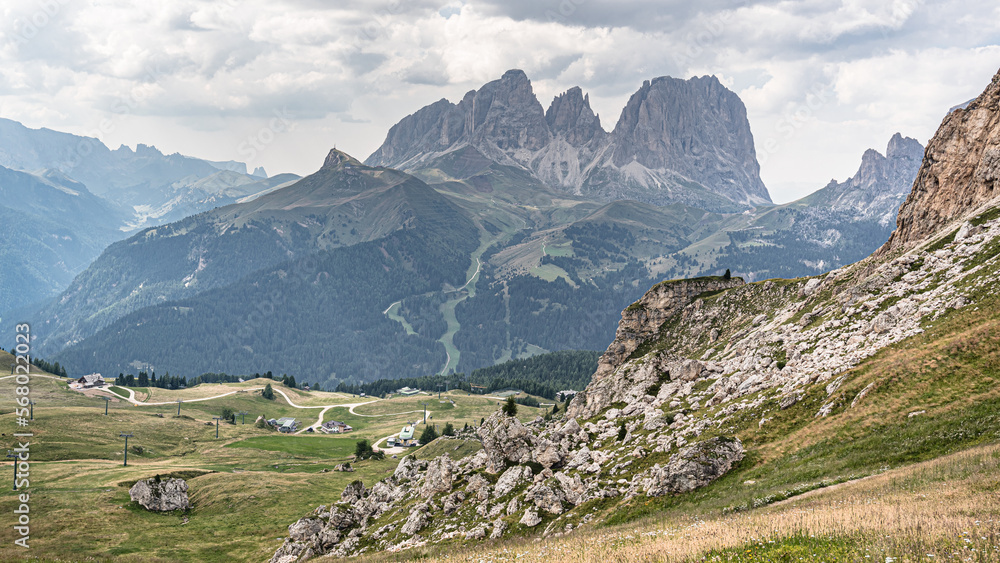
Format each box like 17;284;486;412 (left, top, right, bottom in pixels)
607;75;771;207
800;132;924;224
367;71;771;210
461;68;550;153
322;148;363;170
886;132;924;162
545;86;605;147
883;67;1000;253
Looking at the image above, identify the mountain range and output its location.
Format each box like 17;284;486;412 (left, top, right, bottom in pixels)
9;70;927;386
366;70;770;212
0;118;301;313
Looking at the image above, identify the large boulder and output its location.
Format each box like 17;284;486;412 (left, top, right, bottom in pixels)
401;503;431;536
393;455;423;482
494;465;531;498
129;477;190;512
420;454;455;497
477;412;534;474
642;437;744;497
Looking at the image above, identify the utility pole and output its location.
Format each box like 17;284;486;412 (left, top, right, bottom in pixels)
237;411;249;424
213;417;222;439
422;403;428;424
176;399;183;416
6;451;16;490
119;432;134;467
102;396;111;415
437;384;442;400
28;400;35;420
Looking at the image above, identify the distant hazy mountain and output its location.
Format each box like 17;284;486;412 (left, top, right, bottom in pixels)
110;170;301;230
713;133;924;280
0;118;219;196
366;70;770;212
0;165;122;312
798;133;924;226
0;117;290;228
0;117;296;305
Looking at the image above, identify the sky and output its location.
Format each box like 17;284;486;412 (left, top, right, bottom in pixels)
0;1;998;203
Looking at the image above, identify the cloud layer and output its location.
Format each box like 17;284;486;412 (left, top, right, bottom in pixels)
0;0;997;202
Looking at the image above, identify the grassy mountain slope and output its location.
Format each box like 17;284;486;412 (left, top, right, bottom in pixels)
26;150;470;356
54;171;479;380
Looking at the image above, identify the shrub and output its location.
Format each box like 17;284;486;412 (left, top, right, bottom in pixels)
262;383;275;400
617;422;627;441
354;440;384;461
419;424;439;444
502;397;518;417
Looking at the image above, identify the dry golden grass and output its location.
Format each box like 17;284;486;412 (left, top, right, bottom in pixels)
357;443;1000;563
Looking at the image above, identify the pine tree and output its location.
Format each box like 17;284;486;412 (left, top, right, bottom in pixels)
502;396;518;417
419;424;439;444
262;383;275;400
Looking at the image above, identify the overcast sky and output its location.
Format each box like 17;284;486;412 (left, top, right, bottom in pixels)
1;1;998;203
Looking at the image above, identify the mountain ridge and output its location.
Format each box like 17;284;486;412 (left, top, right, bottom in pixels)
366;70;770;211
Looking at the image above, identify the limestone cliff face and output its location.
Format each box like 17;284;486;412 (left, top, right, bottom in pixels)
882;68;1000;253
603;76;770;207
364;69;550;173
366;70;771;211
568;276;744;420
592;276;745;382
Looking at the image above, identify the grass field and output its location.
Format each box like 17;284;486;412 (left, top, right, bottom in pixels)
0;375;542;562
226;435;358;459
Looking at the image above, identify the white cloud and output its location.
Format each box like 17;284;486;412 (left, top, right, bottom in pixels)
0;0;996;203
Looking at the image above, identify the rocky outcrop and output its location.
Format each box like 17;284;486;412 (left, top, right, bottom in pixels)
575;276;744;409
271;407;744;561
129;477;190;512
366;70;771;211
478;412;534;473
637;437;744;497
883;68;1000;253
